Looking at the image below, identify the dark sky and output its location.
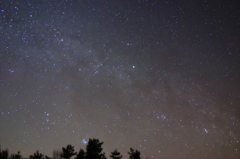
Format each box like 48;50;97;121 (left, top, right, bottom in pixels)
0;0;240;158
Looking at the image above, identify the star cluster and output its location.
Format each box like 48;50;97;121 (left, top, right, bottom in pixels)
0;0;240;158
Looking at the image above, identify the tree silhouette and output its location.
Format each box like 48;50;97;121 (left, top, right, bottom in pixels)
53;150;62;159
110;149;122;159
101;153;107;159
75;149;85;159
10;151;22;159
0;139;147;159
60;145;77;159
29;151;44;159
0;146;9;159
128;148;141;159
45;156;51;159
85;138;105;159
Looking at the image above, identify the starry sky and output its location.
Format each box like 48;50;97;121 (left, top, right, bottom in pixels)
0;0;240;158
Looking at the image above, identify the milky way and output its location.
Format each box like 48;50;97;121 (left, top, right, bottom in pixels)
0;0;240;158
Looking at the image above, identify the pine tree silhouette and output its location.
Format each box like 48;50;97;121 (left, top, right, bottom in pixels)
110;149;122;159
75;149;85;159
101;153;107;159
10;151;22;159
60;145;77;159
45;155;51;159
29;151;44;159
0;146;9;159
0;139;147;159
85;138;105;159
53;150;62;159
128;148;141;159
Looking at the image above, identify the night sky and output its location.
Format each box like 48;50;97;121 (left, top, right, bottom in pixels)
0;0;240;158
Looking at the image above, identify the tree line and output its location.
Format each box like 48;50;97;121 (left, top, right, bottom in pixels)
0;138;142;159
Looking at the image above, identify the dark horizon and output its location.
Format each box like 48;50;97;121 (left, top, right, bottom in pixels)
1;138;143;159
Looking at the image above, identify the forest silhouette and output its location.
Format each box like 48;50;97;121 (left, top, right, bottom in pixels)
0;138;142;159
